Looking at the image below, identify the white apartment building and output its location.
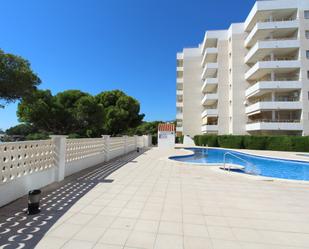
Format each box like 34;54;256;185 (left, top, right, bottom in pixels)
176;0;309;137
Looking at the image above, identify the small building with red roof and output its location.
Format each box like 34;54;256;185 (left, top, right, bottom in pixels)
158;123;175;148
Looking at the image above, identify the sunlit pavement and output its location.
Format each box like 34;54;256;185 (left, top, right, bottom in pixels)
36;147;309;249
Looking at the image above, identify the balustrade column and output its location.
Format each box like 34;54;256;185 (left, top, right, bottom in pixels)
102;135;110;162
50;135;67;182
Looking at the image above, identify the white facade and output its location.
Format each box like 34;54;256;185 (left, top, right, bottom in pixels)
176;0;309;137
158;131;175;148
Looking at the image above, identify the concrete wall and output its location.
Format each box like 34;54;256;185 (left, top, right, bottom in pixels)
0;135;150;207
158;131;175;148
299;8;309;135
182;48;203;136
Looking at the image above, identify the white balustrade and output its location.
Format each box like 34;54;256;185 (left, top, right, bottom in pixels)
0;140;54;185
66;138;105;163
0;134;151;207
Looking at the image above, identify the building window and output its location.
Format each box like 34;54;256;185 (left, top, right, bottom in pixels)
305;10;309;19
306;31;309;39
307;51;309;59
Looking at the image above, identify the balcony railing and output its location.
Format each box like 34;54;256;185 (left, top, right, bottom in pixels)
247;119;301;124
247;78;300;88
257;17;296;23
245;19;299;48
249;97;299;104
259;57;298;62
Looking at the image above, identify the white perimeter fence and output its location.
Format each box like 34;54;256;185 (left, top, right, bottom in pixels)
0;135;151;207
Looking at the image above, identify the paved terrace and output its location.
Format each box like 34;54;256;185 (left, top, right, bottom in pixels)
0;148;309;249
32;147;309;249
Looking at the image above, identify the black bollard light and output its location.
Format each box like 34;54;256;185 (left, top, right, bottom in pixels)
137;147;140;153
28;189;41;215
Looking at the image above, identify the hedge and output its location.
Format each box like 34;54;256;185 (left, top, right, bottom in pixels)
218;135;243;149
194;135;309;152
176;136;184;144
152;135;158;145
194;135;218;147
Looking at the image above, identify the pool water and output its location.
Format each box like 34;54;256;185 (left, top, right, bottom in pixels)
170;148;309;181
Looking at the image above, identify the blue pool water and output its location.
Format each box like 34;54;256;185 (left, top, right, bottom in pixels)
170;148;309;181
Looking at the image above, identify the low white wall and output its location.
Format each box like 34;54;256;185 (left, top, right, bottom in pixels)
0;135;151;207
183;135;195;146
158;132;175;148
0;167;55;207
65;153;105;177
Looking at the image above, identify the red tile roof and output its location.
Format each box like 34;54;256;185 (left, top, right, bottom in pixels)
158;123;175;132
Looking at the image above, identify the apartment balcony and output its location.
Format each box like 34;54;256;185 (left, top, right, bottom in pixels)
201;47;218;67
201;124;218;133
246;101;302;115
201;109;218;118
246;81;302;98
177;66;184;71
245;60;301;81
176;90;183;96
176;78;184;84
201;93;218;106
201;63;218;80
246;120;303;131
245;39;300;64
201;78;218;93
245;19;299;48
176;126;183;132
176;113;183;120
176;102;184;107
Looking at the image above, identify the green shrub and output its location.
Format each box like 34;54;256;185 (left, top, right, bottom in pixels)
25;133;49;140
218;135;243;149
193;134;309;152
194;135;218;147
243;136;267;150
194;136;199;145
152;135;158;145
67;133;82;138
176;136;184;144
265;136;292;151
290;136;309;152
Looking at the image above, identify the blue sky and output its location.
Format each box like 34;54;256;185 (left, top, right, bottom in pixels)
0;0;255;130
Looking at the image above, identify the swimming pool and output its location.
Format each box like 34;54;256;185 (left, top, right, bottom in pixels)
170;148;309;181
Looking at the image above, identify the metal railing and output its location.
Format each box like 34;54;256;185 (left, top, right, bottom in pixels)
223;152;260;175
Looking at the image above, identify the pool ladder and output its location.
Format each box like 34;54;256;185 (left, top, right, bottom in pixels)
223;152;260;175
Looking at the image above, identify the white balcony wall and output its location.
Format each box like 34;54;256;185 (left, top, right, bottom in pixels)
246;81;302;98
201;93;218;105
201;109;218;118
246;101;302;114
245;20;299;47
201;125;218;133
245;60;301;80
245;39;300;64
246;122;303;131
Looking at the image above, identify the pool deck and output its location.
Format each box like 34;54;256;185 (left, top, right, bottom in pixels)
36;147;309;249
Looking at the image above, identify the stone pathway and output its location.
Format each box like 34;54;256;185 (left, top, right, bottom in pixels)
34;148;309;249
